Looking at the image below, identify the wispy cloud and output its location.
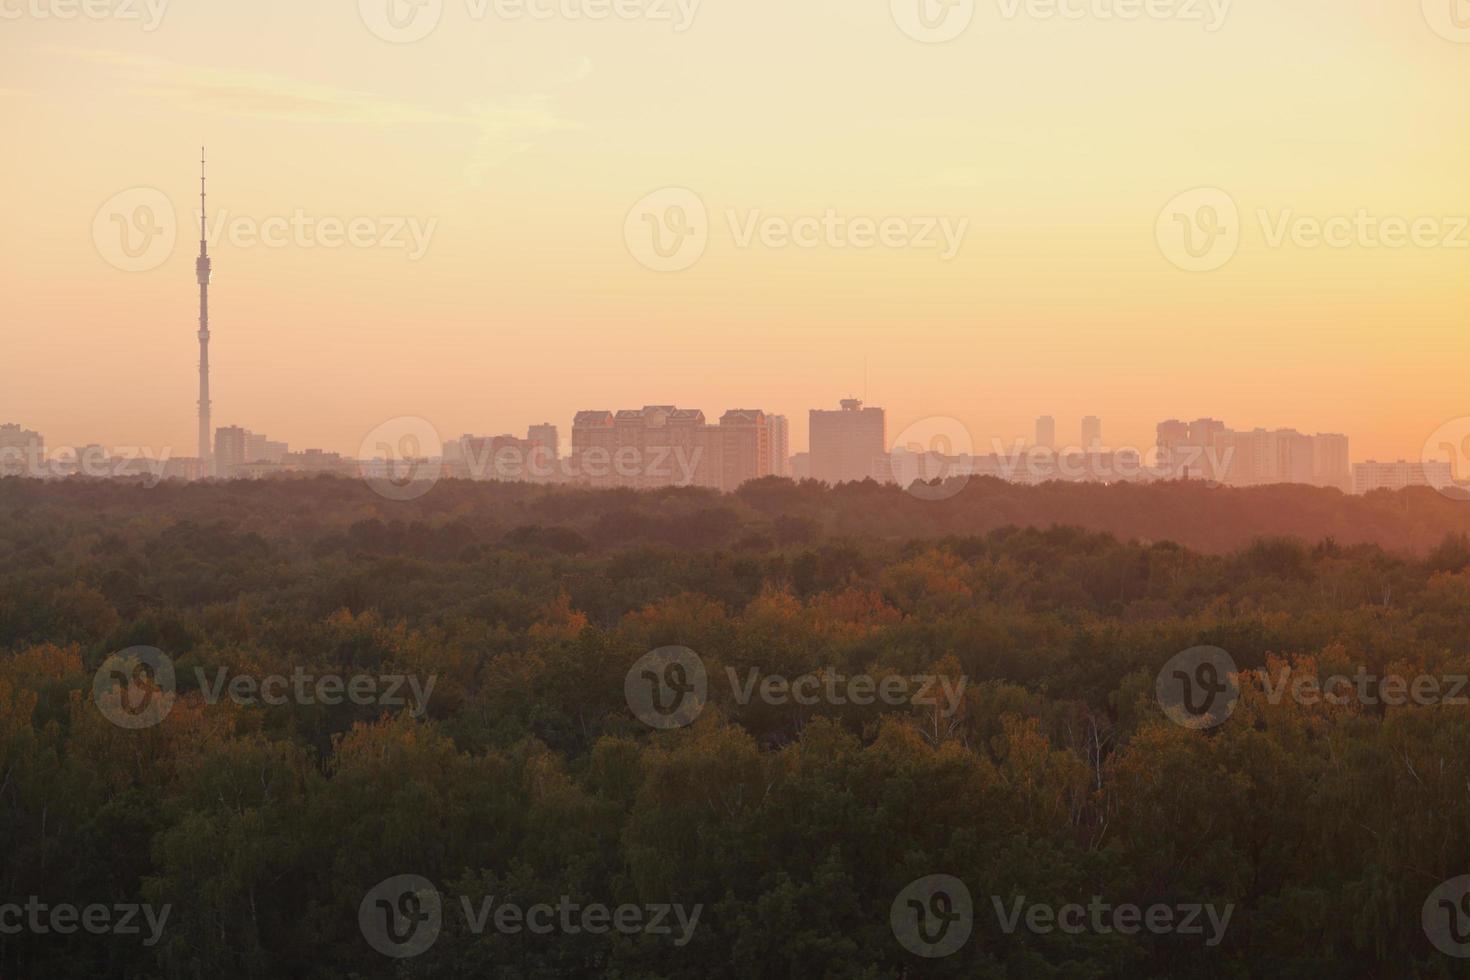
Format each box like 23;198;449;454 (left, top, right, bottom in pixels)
50;46;578;182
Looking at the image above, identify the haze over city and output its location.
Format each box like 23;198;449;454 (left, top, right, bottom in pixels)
4;0;1469;461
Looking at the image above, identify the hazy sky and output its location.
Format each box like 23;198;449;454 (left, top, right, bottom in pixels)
2;0;1467;459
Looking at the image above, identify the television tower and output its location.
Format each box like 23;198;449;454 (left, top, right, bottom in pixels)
196;148;212;467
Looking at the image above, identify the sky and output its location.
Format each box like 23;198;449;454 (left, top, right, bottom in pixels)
1;0;1467;461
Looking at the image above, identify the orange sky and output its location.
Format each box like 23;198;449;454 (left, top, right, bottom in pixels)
2;0;1467;460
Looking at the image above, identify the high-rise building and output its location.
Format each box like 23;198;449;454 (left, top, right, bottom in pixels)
1354;460;1451;494
1156;418;1349;489
809;399;886;485
718;409;770;491
0;423;44;476
1311;434;1351;491
214;426;249;477
528;423;559;460
1081;416;1102;451
1035;415;1055;449
767;414;790;477
571;405;764;492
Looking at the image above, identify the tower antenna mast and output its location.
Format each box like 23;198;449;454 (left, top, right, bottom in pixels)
196;147;213;469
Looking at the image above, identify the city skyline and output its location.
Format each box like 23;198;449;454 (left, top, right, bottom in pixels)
4;3;1469;463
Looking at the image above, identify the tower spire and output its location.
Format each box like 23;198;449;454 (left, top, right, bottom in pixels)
197;147;213;469
200;146;208;250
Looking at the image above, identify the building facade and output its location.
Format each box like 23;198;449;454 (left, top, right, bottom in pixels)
809;399;886;485
570;405;768;492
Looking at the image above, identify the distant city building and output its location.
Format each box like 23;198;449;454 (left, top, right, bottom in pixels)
1312;433;1351;491
0;423;44;476
1353;459;1452;495
809;399;885;485
1035;415;1055;450
528;423;559;461
214;426;291;477
1156;418;1349;490
767;414;790;477
719;409;771;491
570;405;767;492
214;426;250;477
1081;416;1103;451
789;452;811;480
445;433;544;481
